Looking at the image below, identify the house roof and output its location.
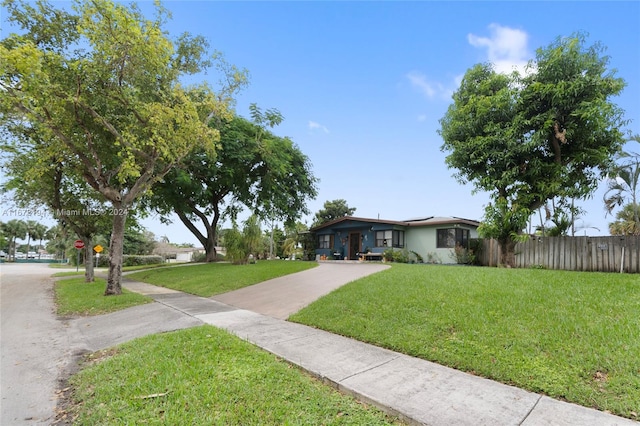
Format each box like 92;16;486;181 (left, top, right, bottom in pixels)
309;216;406;232
404;216;481;227
310;215;480;232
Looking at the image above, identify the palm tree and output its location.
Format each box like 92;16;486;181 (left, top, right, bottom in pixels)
3;219;27;261
32;222;48;258
24;220;41;258
604;135;640;229
609;203;640;235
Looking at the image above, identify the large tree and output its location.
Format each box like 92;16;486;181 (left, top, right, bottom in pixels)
439;33;627;266
0;0;245;293
148;107;317;262
312;199;356;227
3;138;113;281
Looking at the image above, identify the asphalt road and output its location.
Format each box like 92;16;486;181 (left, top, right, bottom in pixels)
0;263;77;425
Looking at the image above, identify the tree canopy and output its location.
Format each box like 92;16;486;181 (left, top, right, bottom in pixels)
312;199;356;227
148;108;317;262
439;33;627;265
0;0;245;293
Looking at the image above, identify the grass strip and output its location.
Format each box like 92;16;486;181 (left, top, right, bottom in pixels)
67;325;402;425
55;277;152;316
289;264;640;420
52;263;169;277
127;260;318;297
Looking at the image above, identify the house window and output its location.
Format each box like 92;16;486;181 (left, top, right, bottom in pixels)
437;228;469;248
318;234;333;249
375;230;404;248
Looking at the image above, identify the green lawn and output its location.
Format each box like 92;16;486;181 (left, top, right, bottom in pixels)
55;277;152;316
127;260;318;297
52;263;169;277
66;325;402;425
289;264;640;420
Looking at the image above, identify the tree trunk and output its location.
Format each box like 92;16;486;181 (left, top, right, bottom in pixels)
498;237;517;267
175;206;219;262
205;236;218;262
105;204;128;295
82;237;94;283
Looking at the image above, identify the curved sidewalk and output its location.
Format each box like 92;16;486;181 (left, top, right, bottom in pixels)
119;262;637;426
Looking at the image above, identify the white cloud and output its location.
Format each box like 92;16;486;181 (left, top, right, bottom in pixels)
467;23;531;75
406;71;451;100
308;120;329;134
406;71;436;98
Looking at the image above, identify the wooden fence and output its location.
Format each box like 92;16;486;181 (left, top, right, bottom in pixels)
476;236;640;273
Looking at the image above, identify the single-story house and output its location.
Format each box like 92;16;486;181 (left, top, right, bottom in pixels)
309;216;481;264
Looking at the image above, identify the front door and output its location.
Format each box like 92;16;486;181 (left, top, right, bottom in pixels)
349;232;361;260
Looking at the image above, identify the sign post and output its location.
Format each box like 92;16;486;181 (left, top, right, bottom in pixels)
94;244;103;268
74;240;85;272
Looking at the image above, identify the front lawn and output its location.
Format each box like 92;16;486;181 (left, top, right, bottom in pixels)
289;264;640;420
127;260;318;297
65;326;402;425
52;263;170;277
55;277;152;316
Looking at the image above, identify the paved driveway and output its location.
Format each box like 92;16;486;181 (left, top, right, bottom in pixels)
212;262;389;319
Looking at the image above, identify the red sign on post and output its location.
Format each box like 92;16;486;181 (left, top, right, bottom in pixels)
74;240;85;249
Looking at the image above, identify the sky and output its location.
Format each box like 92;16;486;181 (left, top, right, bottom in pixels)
2;1;639;247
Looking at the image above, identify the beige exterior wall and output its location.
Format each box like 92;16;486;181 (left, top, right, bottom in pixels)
406;226;479;264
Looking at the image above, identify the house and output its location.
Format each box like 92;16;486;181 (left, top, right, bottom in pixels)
309;216;481;264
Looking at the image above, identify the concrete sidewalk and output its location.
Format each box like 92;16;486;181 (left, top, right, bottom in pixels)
116;266;637;426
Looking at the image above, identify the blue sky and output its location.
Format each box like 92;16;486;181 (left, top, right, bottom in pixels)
2;1;640;246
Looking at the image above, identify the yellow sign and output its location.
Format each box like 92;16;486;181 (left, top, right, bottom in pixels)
93;244;103;253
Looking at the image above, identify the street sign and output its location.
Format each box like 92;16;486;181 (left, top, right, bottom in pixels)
74;240;85;249
93;244;103;253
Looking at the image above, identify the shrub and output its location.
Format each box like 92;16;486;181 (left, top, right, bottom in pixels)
191;252;225;263
122;255;164;267
452;244;475;265
382;248;412;263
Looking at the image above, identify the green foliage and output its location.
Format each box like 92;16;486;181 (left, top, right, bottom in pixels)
147;111;317;262
382;248;413;263
122;226;156;255
121;255;164;267
291;265;640;419
440;33;627;265
608;203;640;235
191;251;224;263
312;199;356;227
452;244;475;264
604;136;640;234
477;198;531;241
1;0;244;293
243;215;263;258
222;223;246;264
67;326;400;425
2;219;27;260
